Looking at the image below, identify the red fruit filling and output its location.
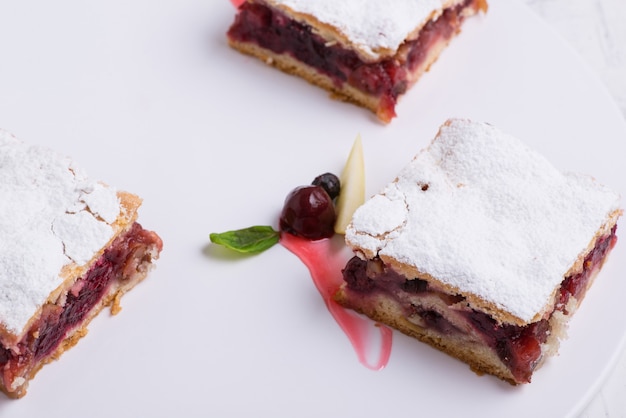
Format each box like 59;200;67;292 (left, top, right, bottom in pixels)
0;223;162;395
227;0;483;121
341;225;617;383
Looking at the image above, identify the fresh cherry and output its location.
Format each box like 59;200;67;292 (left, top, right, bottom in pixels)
312;172;341;200
279;185;336;240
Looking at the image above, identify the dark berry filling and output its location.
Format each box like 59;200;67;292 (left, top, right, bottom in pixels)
342;256;375;292
557;227;617;313
227;0;480;119
0;223;162;394
341;225;618;383
414;307;463;335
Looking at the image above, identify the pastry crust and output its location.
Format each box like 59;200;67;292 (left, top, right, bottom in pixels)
339;119;622;383
45;191;141;324
1;224;160;398
345;119;622;326
334;288;518;383
228;39;383;117
227;0;487;122
0;191;142;346
228;23;459;122
335;249;614;385
378;210;622;327
0;131;162;398
262;0;475;62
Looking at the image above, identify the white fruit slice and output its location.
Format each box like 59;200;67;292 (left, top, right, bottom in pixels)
334;134;365;234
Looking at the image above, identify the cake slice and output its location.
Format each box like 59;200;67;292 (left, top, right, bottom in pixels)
227;0;487;123
0;129;163;398
335;119;622;384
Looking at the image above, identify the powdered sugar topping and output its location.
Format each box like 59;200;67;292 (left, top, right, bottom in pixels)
0;130;120;335
267;0;445;60
346;119;621;323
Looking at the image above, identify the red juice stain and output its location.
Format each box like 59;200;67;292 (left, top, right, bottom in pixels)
280;233;392;370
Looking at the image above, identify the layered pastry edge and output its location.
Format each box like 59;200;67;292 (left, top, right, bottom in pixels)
335;118;622;384
227;0;488;122
0;130;163;398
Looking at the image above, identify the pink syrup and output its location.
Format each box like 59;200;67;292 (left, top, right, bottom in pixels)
280;233;393;370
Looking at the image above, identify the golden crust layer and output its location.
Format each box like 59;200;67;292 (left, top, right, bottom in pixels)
228;0;487;122
335;288;518;384
228;39;384;118
0;191;161;398
229;30;458;122
1;255;158;399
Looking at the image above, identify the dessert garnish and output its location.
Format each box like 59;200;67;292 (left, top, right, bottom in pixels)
209;136;391;369
210;134;365;252
210;226;279;253
209;178;338;253
334;135;365;234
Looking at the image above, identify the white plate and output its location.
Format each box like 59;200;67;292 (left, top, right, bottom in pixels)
0;0;625;417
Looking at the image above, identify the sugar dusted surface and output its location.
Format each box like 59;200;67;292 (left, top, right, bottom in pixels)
266;0;444;60
346;119;621;323
0;130;120;335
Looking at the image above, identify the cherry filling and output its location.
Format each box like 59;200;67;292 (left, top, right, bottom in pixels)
342;225;618;383
227;0;480;120
0;223;162;394
557;228;617;313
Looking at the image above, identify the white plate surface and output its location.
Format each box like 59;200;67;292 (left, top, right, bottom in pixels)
0;0;625;417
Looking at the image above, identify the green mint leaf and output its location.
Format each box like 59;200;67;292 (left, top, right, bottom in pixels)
210;226;280;253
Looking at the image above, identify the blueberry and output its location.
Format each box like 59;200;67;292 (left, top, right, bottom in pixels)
312;172;340;200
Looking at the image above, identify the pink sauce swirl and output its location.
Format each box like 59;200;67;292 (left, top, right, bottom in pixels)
228;0;391;369
229;0;246;8
280;233;392;370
